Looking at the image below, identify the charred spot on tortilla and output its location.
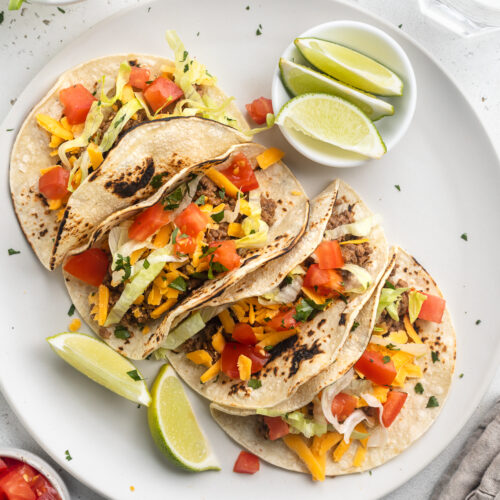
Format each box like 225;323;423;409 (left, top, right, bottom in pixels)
104;157;155;198
268;335;298;362
339;313;346;326
289;340;323;377
318;319;326;328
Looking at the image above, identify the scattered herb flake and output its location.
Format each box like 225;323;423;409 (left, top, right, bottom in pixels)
67;304;76;317
171;227;179;245
461;233;468;241
194;195;206;206
183;63;189;73
351;321;360;332
8;248;20;256
248;378;261;389
369;470;372;476
211;210;225;223
0;11;4;24
6;129;14;132
475;319;481;325
246;5;250;10
264;345;273;351
150;173;166;189
169;276;187;292
208;260;228;279
182;50;188;62
256;24;263;36
200;245;217;260
386;343;400;351
431;351;439;363
143;259;150;269
114;254;131;281
283;275;293;286
385;280;396;290
414;382;424;394
426;396;439;408
394;184;401;191
114;325;131;340
382;355;391;364
459;373;464;378
293;299;314;323
196;32;200;37
398;23;403;28
218;187;226;199
57;7;65;13
162;186;184;210
127;370;143;381
65;450;72;461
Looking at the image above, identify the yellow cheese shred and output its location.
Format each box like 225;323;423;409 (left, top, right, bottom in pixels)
339;238;370;246
256;147;284;169
186;350;213;368
283;435;325;482
200;360;221;383
69;318;81;332
333;438;351;462
404;315;422;344
150;298;176;319
87;142;103;169
353;443;367;467
205;167;242;199
218;309;235;333
212;330;226;353
256;329;297;350
48;198;63;210
36;114;73;141
237;354;252;380
130;248;144;266
97;284;109;326
153;225;172;248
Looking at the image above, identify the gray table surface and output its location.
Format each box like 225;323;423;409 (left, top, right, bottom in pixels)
1;0;499;498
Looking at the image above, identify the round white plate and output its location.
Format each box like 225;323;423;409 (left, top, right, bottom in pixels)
1;1;499;499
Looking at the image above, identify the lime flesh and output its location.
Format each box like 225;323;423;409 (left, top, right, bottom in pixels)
276;93;386;159
280;58;393;121
47;332;151;406
148;364;219;471
295;38;403;96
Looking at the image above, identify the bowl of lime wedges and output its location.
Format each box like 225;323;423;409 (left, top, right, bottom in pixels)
272;20;417;167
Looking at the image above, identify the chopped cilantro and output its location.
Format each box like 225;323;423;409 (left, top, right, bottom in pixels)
114;325;131;339
256;24;263;36
351;321;359;332
194;195;206;206
248;379;261;389
293;299;314;322
6;129;14;132
127;370;143;381
65;450;72;461
382;355;391;364
200;245;217;260
394;184;401;191
426;396;439;408
162;186;184;210
208;260;228;279
150;173;166;189
169;276;187;292
182;50;188;62
211;210;225;223
114;254;131;281
57;7;66;13
183;63;189;73
218;187;226;199
8;248;20;256
143;259;150;269
246;5;250;10
171;227;179;244
0;11;4;24
398;23;403;28
190;272;207;280
461;233;468;241
414;382;424;394
67;304;76;317
283;275;293;286
196;32;200;37
369;470;372;476
385;280;396;290
264;345;273;351
431;351;439;363
459;373;464;378
386;343;400;351
475;319;481;325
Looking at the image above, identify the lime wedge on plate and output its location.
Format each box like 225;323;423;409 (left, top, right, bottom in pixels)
276;93;386;158
295;37;403;96
279;58;393;121
47;332;151;406
148;364;219;471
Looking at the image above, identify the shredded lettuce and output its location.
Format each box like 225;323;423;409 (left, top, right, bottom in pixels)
235;217;269;249
162;312;206;350
259;275;303;305
99;62;132;106
325;214;382;240
342;264;372;294
408;290;427;324
242;113;276;136
284;411;328;438
256;408;283;418
100;99;143;152
377;286;408;321
104;245;179;326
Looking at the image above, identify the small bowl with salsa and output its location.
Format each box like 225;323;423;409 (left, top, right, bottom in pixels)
0;448;69;500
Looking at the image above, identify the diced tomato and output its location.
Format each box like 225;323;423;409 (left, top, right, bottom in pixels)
208;240;241;272
0;470;36;500
8;465;36;485
38;166;69;200
0;460;7;473
245;97;273;125
128;66;150;91
63;248;109;287
315;240;344;270
221;342;269;379
233;451;260;474
232;323;257;345
303;264;344;297
268;308;297;331
174;234;196;255
30;475;60;499
331;392;358;422
174;203;210;238
128;203;171;242
418;292;446;323
381;391;408;427
354;350;397;386
219;153;259;192
143;77;183;113
59;84;96;125
263;416;289;441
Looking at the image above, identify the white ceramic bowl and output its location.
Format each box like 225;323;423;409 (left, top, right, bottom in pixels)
0;448;70;500
272;20;417;168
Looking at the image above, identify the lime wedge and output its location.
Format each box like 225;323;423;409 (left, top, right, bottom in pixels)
295;38;403;96
280;59;393;121
276;93;386;158
148;364;219;471
47;332;151;406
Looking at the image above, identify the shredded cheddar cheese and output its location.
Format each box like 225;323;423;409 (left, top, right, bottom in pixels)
200;360;221;383
186;350;213;367
212;330;226;353
256;147;284;169
36;114;73;141
97;285;109;326
205;167;242;198
150;298;176;319
237;354;252;380
87;142;103;169
283;435;324;482
404;315;422;343
153;225;172;248
339;238;370;246
69;318;81;332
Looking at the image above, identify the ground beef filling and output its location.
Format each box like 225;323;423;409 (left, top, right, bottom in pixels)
195;177;236;209
180;318;222;363
327;206;355;231
260;195;277;226
340;239;373;267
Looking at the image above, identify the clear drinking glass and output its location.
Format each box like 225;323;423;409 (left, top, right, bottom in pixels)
419;0;500;36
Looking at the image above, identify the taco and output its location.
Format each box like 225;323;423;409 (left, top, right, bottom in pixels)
10;31;249;270
210;247;455;480
166;179;389;409
63;142;309;360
